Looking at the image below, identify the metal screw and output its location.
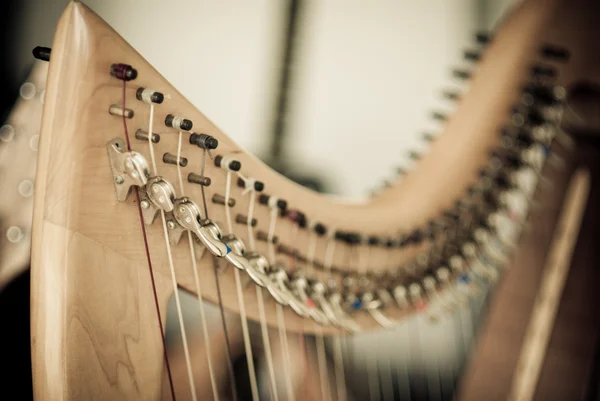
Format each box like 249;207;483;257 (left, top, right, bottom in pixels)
115;176;124;184
167;221;176;229
140;200;150;209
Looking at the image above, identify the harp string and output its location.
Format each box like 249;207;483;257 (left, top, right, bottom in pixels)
360;244;380;401
120;80;176;400
145;103;198;401
266;204;296;401
324;234;347;401
197;147;239;401
307;226;331;401
177;132;220;400
224;171;260;401
238;172;280;401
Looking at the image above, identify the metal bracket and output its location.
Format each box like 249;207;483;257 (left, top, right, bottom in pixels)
106;138;150;201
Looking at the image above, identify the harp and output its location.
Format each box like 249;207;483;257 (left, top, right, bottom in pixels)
31;1;600;400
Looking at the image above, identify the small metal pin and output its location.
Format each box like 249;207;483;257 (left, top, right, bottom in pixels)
109;104;134;119
463;49;481;61
531;64;557;78
135;129;160;143
32;46;51;62
452;69;472;80
431;111;448;121
212;194;235;207
236;214;257;227
475;32;492;44
163;152;188;167
408;150;421;160
541;45;570;62
257;230;278;244
442;90;460;101
187;173;211;187
422;132;436;142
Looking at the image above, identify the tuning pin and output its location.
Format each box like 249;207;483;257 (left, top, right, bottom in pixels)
188;173;211;187
521;84;551;106
109;104;134;119
442;90;461;102
531;64;557;79
259;194;287;213
452;69;472;80
110;63;137;81
214;155;241;172
136;88;164;104
540;44;570;62
162;152;188;167
408;283;427;312
422;276;442;322
407;150;422;161
212;194;235;207
165;114;193;131
431;111;448;122
474;32;492;45
463;49;481;62
422;132;437;142
237;177;264;192
135;129;160;143
32;46;51;62
393;285;409;309
190;133;218;150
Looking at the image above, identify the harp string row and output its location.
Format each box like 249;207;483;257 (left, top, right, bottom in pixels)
105;46;570;401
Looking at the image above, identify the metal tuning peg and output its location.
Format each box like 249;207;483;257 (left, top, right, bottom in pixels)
172;197;230;257
140;176;176;224
221;234;251;272
311;280;341;327
422;276;444;323
270;267;312;318
435;267;459;311
393;285;410;309
408;283;427;313
362;291;395;328
245;253;270;287
292;275;329;325
329;292;361;333
106;138;150;201
461;242;491;283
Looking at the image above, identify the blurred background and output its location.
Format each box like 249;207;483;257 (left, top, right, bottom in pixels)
0;1;519;400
